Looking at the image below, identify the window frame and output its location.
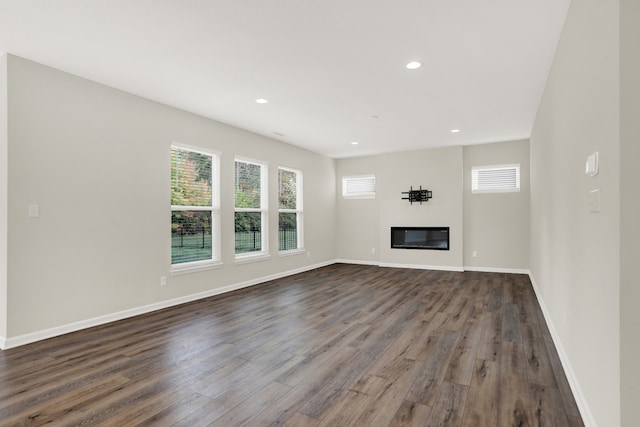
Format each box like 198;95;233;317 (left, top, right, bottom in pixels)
471;164;521;194
278;166;304;255
234;157;269;262
170;143;221;275
342;174;376;199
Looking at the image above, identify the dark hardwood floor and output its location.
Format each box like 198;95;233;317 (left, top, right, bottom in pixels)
0;264;584;426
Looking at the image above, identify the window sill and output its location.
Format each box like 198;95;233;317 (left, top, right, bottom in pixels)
278;248;306;257
234;253;271;265
171;261;223;276
471;189;520;194
342;195;375;199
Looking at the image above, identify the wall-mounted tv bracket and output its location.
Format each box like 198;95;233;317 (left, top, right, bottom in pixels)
401;186;433;204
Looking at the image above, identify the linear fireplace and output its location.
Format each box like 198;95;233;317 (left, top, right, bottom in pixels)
390;227;450;250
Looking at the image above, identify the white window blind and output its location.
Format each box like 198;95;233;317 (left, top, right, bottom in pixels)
472;164;520;193
342;175;376;198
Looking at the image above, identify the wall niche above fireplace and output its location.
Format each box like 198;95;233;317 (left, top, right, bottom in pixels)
390;227;450;250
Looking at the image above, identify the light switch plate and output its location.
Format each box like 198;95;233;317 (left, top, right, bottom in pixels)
588;189;601;213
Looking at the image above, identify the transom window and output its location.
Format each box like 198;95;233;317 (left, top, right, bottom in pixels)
171;145;220;271
278;167;303;252
342;175;376;199
472;164;520;193
235;158;268;259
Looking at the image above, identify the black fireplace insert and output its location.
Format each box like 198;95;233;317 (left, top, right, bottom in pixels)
390;227;449;250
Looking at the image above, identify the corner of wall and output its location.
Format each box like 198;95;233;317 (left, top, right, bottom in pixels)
528;0;621;424
620;1;640;425
1;259;337;350
0;53;8;343
527;271;596;427
462;140;530;271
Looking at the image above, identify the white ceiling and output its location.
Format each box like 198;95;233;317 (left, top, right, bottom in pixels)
0;0;570;159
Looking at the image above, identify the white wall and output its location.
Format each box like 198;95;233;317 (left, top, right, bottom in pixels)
529;0;621;425
463;140;529;271
4;55;336;342
336;147;464;270
0;54;7;345
620;0;640;425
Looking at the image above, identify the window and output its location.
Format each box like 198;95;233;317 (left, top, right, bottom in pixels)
342;175;375;198
235;158;268;259
278;167;303;252
171;145;220;271
472;164;520;193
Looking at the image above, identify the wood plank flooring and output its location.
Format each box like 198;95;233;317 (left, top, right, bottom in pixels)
0;264;584;426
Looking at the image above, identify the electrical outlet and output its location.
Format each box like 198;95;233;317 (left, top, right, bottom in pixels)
160;276;167;287
371;247;376;254
306;251;311;258
472;251;478;258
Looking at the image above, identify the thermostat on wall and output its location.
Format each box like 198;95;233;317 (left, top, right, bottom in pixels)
585;152;599;176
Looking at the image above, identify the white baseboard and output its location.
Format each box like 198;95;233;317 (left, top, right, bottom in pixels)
337;259;529;275
335;258;464;272
334;258;381;266
1;260;334;350
463;266;529;274
528;272;596;427
379;262;464;272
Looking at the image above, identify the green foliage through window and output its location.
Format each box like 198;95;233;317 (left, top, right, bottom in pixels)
235;161;261;209
171;146;216;265
279;212;297;251
172;211;212;264
235;212;262;253
234;159;266;256
278;167;301;251
278;169;297;210
171;148;212;207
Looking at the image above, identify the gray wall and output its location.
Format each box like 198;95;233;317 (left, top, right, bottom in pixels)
336;144;529;272
3;55;337;340
0;54;7;342
335;155;381;263
336;148;464;269
377;147;463;269
621;0;640;425
336;141;529;272
530;0;621;425
463;140;529;271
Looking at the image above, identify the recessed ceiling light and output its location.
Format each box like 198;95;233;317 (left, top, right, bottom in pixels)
406;61;422;70
450;129;461;133
255;98;269;104
351;141;359;145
